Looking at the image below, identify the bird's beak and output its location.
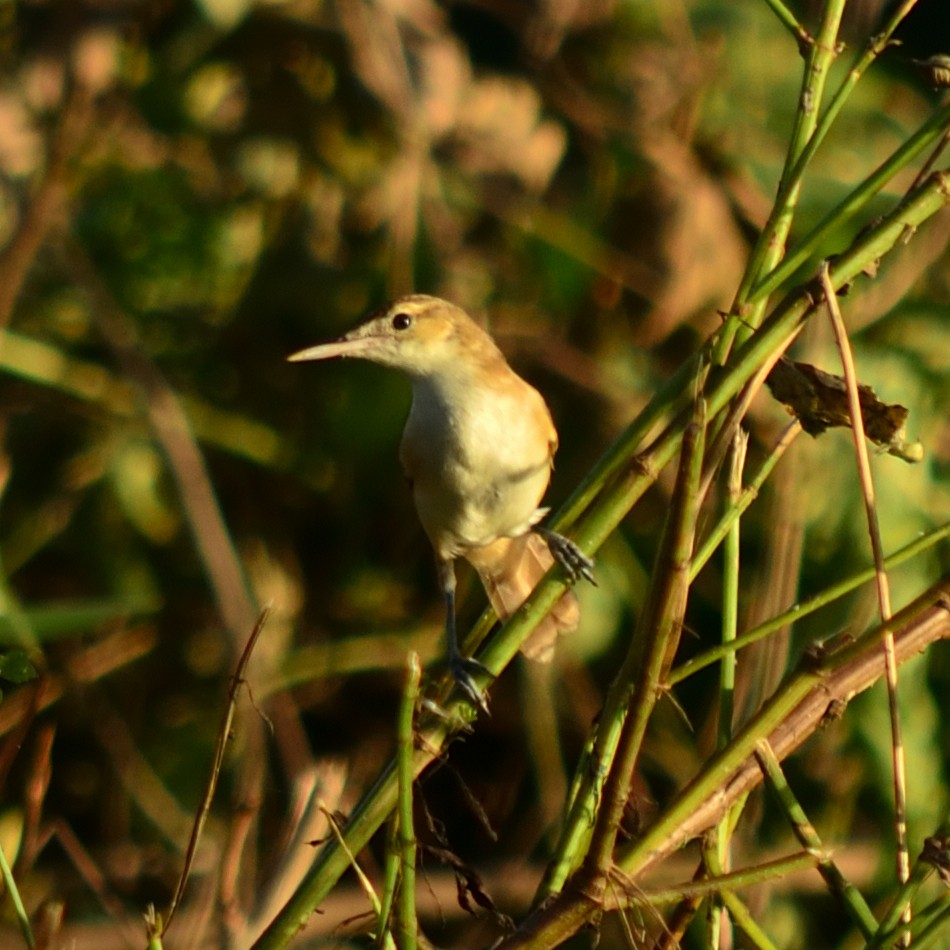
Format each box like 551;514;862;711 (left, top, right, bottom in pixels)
287;335;377;362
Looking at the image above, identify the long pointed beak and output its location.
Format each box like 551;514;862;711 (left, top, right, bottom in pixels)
287;336;376;362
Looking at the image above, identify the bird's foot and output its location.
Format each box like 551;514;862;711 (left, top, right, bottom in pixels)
536;528;596;586
448;652;491;715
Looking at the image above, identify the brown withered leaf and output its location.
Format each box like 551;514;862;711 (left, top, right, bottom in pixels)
766;358;923;463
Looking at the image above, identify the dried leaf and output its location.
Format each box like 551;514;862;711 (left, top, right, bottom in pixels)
766;358;923;463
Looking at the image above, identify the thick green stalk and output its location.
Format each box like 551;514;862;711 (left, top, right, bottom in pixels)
551;164;950;551
251;724;447;949
375;820;399;948
566;170;950;591
499;666;822;949
591;413;705;874
722;1;924;354
751;97;950;304
754;0;924;300
617;669;817;875
538;411;706;896
746;1;845;289
395;654;421;950
717;0;846;363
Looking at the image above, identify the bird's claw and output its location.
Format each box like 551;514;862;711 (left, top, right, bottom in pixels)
449;653;491;715
536;528;596;586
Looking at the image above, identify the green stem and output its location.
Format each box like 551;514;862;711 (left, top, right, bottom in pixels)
0;838;34;949
905;895;950;949
730;1;925;341
376;819;400;948
718;432;745;751
691;423;800;582
626;850;819;907
593;410;706;876
671;520;950;686
760;0;809;44
706;846;780;950
616;584;950;885
751;97;950;304
718;0;846;361
707;431;746;946
867;819;950;948
540;408;706;896
755;739;877;937
395;653;421;950
762;0;924;275
617;662;820;881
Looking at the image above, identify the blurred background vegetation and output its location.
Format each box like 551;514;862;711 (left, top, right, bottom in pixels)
0;0;948;947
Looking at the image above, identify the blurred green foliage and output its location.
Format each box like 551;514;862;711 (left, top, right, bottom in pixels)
0;0;947;947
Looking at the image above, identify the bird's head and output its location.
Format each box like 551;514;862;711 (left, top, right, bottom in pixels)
288;295;499;376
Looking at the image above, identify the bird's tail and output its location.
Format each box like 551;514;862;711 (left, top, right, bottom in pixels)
466;532;579;662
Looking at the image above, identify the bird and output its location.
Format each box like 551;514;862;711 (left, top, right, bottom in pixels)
289;294;594;711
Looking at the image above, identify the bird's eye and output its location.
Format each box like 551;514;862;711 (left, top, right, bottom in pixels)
391;312;412;331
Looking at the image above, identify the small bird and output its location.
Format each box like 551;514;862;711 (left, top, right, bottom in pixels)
289;294;593;710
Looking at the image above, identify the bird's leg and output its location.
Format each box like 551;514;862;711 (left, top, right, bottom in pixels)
438;558;491;714
535;527;596;586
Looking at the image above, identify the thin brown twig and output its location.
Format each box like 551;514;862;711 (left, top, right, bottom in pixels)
818;264;909;904
0;83;94;333
49;818;142;948
163;608;271;937
19;723;55;874
0;670;45;795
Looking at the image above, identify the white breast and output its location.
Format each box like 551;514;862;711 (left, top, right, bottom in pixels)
400;370;554;559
